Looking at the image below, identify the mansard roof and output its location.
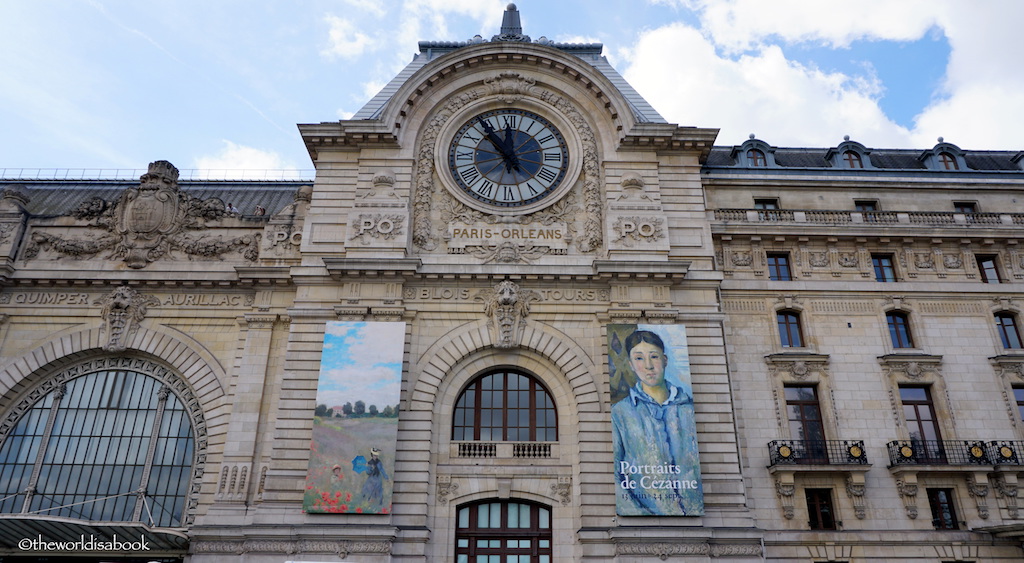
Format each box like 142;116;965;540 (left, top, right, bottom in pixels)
350;4;665;125
705;145;1023;172
1;179;306;217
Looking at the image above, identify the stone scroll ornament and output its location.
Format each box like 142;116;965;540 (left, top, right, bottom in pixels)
25;160;260;269
475;280;541;348
412;72;602;254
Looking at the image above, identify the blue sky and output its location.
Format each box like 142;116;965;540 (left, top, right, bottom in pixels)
1;0;1020;177
317;322;404;410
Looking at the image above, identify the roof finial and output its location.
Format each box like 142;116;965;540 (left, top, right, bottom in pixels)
494;3;530;42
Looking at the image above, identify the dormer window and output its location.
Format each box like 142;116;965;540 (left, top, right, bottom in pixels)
826;138;872;169
938;152;959;170
920;139;967;171
732;136;777;168
843;151;863;168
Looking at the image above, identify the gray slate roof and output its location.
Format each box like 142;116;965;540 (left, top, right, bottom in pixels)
706;147;1023;172
2;180;307;217
351;38;665;124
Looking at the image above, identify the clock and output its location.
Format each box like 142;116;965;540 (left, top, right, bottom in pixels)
447;109;569;208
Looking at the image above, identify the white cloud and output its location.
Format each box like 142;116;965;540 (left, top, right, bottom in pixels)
193;141;297;178
684;0;938;52
624;1;1024;150
321;15;377;60
343;0;387;18
622;23;911;148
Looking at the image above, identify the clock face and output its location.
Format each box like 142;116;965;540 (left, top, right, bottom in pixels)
448;109;569;208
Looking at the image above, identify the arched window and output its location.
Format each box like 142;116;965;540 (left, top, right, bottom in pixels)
842;150;863;168
938;152;959;170
456;500;552;563
887;311;915;348
746;149;767;167
777;311;804;348
453;371;557;442
996;312;1023;349
0;367;195;527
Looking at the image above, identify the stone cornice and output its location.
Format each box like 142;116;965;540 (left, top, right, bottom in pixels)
618;123;720;162
298;122;400;160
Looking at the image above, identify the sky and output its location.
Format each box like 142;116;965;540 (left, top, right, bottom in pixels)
1;0;1021;178
317;322;404;411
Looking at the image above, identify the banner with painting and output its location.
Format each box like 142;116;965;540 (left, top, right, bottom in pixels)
304;321;404;514
609;324;703;516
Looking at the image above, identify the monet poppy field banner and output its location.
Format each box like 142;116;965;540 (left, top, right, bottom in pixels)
608;323;703;516
304;321;404;514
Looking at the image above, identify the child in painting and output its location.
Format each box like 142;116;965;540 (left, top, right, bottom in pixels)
611;329;702;515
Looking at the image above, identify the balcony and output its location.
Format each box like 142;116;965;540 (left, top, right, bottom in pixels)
713;208;1024;231
768;439;869;467
886;439;995;466
451;441;555;459
767;439;871;521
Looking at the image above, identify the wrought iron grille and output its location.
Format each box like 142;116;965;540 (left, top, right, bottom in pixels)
886;440;991;466
767;440;868;466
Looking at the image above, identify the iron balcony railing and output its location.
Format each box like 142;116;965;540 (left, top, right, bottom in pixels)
886;439;998;466
768;439;868;467
714;208;1024;227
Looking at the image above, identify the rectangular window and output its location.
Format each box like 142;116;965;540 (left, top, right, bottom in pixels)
854;200;878;211
753;198;779;209
927;488;959;530
767;253;792;281
997;314;1023;349
872;254;896;282
977;255;1001;284
785;385;827;463
777;312;804;348
1015;387;1024;421
887;312;914;348
900;386;945;463
805;488;837;530
953;201;977;213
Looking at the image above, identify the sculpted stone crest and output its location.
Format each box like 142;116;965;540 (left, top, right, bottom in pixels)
26;160;260;269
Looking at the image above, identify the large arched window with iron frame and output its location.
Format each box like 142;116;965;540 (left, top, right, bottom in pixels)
452;370;557;442
0;358;201;528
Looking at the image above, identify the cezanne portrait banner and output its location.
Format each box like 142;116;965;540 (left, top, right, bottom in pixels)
304;322;404;514
609;324;703;516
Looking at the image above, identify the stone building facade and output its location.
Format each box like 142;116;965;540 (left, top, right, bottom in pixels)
0;5;1022;562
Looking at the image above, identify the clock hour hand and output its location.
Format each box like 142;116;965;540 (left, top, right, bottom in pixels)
477;117;519;173
477;118;510;156
502;125;521;173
